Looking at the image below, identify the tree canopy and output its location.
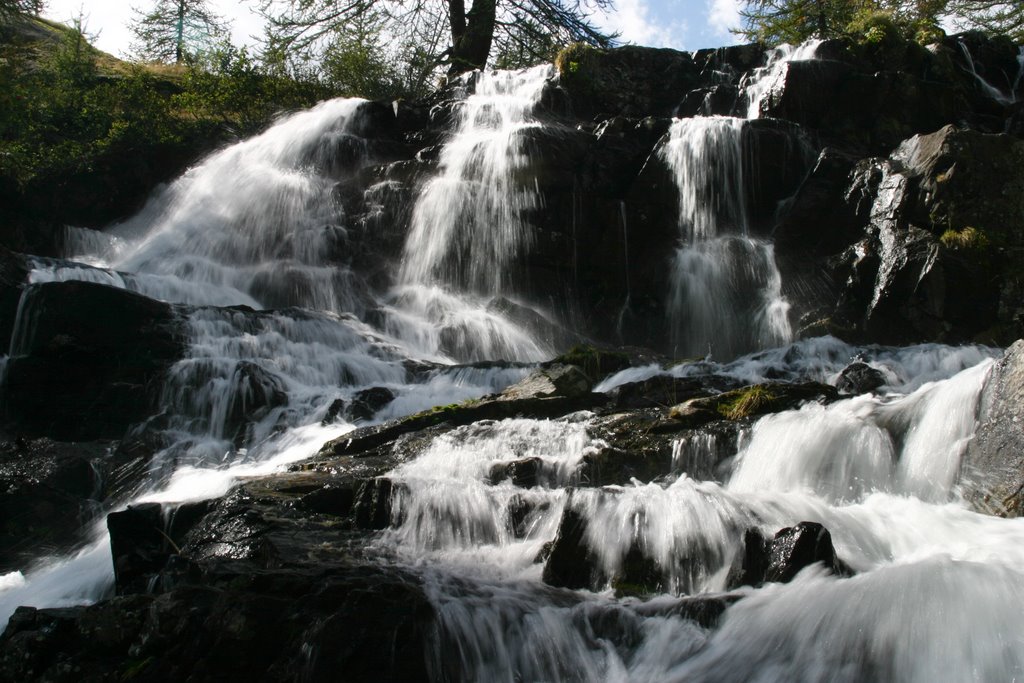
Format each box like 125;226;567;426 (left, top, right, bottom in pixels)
259;0;615;82
735;0;1024;44
0;0;43;25
130;0;228;63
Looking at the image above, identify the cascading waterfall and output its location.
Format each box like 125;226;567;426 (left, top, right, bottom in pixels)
372;338;1021;681
743;40;823;119
661;117;791;359
387;65;556;363
957;39;1018;105
4;54;1024;683
400;66;551;293
0;94;538;625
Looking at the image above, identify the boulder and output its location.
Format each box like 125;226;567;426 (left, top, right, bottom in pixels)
555;45;701;120
835;361;887;395
0;437;109;571
347;386;396;422
727;521;850;588
961;340;1024;516
541;503;605;590
1;281;185;440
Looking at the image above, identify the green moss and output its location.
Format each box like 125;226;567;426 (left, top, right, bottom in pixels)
940;226;990;251
716;385;778;420
553;344;629;381
554;42;603;99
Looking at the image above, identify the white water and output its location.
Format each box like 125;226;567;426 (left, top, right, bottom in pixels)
958;40;1017;105
400;65;552;293
374;346;1024;681
3;60;1022;683
660;117;792;358
743;40;823;119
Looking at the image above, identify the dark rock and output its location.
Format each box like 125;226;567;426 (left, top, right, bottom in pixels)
224;361;289;443
107;503;175;595
489;457;543;488
541;502;605;590
728;521;850;589
962;340;1024;516
321;398;347;425
835;361;887;395
0;567;434;683
353;477;396;530
302;484;357;517
609;375;712;410
1;281;185;440
557;45;701;120
0;247;28;354
0;437;110;571
347;386;396;422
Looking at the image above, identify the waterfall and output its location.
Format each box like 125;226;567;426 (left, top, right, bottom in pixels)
68;98;372;312
400;65;552;293
958;40;1017;105
660;117;792;359
368;343;1017;681
743;39;823;119
4;53;1023;683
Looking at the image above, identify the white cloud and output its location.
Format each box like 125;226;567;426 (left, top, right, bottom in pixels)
599;0;688;50
707;0;742;38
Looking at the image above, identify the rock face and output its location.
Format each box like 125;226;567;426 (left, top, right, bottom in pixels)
962;341;1024;516
1;281;185;440
728;522;850;589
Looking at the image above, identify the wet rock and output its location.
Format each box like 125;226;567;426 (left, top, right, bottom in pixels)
962;340;1024;516
836;361;887;395
0;567;434;683
1;281;185;440
500;363;592;400
0;247;27;353
353;477;396;530
670;382;838;425
489;457;543;488
321;398;347;425
347;386;396;422
556;45;701;120
224;361;289;443
727;521;850;588
542;503;606;590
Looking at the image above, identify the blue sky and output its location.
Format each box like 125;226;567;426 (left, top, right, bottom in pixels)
43;0;745;58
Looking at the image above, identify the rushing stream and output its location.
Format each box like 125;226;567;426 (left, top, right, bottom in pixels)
2;45;1023;682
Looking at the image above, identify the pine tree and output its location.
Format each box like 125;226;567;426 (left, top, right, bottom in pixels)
130;0;228;63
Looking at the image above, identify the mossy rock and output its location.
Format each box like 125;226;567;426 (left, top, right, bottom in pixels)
550;344;630;383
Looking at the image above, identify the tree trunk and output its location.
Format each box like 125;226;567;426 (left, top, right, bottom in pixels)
448;0;497;75
175;0;185;63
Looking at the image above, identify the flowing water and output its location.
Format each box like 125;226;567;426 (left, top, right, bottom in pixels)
660;116;792;359
2;53;1021;682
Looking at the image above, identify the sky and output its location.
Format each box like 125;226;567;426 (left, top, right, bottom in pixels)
42;0;745;59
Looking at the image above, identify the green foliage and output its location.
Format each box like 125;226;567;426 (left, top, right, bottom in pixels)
130;0;227;64
940;226;991;250
846;9;901;44
0;19;333;196
737;1;1020;45
0;0;41;25
173;43;331;136
716;385;779;420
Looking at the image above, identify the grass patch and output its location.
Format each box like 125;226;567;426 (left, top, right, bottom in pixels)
940;226;990;251
716;385;778;420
